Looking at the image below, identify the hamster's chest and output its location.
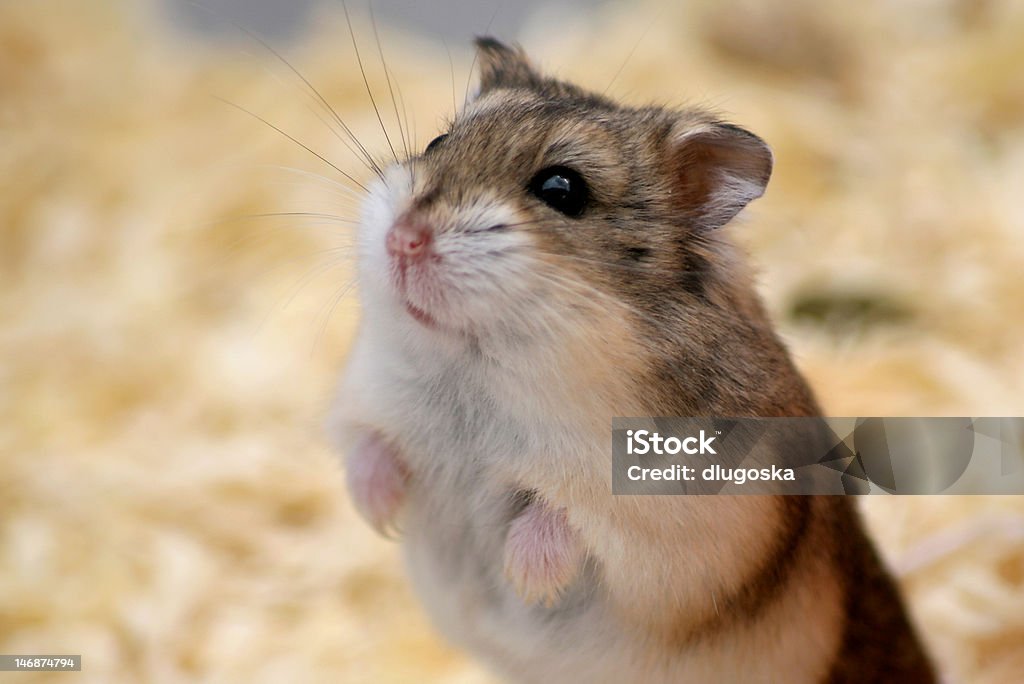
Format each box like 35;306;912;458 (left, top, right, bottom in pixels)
392;366;523;472
378;349;593;484
384;359;544;624
386;364;604;673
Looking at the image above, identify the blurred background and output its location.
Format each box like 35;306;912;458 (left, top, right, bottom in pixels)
2;0;1023;681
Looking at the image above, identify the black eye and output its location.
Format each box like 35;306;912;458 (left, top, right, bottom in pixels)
425;134;448;153
528;166;588;217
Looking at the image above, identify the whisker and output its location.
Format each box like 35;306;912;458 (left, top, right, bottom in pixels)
203;224;358;259
473;217;559;232
532;251;660;274
245;39;382;176
236;49;383;178
499;223;721;276
188;1;384;178
259;179;364;208
211;227;358;267
301;96;385;177
311;277;360;355
463;2;506;108
393;64;414;155
602;12;661;96
287;259;355;311
342;0;399;164
223;211;360;225
403;83;419;187
214;96;370;193
258;257;355;335
254;164;367;201
442;39;458;118
527;267;670;334
387;60;416;186
369;3;409;160
251;246;357;288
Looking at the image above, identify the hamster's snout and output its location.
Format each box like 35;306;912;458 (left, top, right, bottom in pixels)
367;177;536;335
383;211;444;328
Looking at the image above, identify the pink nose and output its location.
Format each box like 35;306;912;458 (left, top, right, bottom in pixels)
386;219;432;260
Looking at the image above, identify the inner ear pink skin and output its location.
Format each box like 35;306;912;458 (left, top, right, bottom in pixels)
504;500;583;606
345;431;409;537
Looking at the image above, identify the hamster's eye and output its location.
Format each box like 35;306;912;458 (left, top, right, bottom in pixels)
425;134;448;153
528;166;588;217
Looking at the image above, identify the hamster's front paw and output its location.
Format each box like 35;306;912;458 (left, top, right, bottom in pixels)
345;431;409;536
504;499;583;606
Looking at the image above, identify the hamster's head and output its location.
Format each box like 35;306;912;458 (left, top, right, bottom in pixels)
357;38;773;353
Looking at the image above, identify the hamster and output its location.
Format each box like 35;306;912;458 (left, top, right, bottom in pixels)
330;38;936;683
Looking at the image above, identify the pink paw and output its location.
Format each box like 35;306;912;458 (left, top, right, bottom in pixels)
504;499;583;606
345;431;409;536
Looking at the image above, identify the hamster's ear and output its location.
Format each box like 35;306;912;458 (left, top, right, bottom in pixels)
667;121;773;231
474;37;542;94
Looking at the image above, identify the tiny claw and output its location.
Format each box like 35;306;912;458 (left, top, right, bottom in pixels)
346;431;409;536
